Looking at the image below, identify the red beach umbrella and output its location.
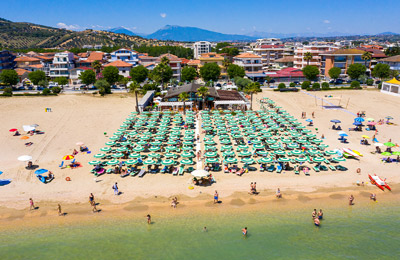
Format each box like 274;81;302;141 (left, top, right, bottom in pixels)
9;128;17;132
63;155;75;160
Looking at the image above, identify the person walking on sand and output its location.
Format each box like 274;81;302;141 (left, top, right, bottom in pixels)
147;214;151;224
57;204;62;216
276;188;282;198
113;182;119;195
89;193;95;206
312;111;315;118
214;190;219;204
29;198;35;210
349;194;354;206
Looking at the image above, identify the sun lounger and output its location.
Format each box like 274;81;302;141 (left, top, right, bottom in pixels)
138;168;146;178
187;166;194;173
106;168;114;174
236;168;244;176
303;168;310;176
294;166;299;175
328;165;336;171
121;171;129;178
320;165;328;171
267;165;275;172
276;165;282;173
161;166;168;174
179;166;184;175
324;159;330;164
173;167;178;176
336;165;348;171
260;166;264;172
94;168;105;176
313;166;320;172
37;175;46;183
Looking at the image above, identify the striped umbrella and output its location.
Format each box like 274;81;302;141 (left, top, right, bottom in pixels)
325;150;337;156
313;157;325;162
93;153;106;159
133;146;144;152
105;141;116;146
117;147;128;152
258;157;273;163
221;145;233;150
242;158;255;164
165;153;177;158
225;157;238;164
269;144;280;150
100;147;111;152
238;151;252;157
88;160;101;165
129;153;141;158
295;157;308;163
206;158;219;163
143;159;156;165
112;153;124;158
291;150;303;156
182;152;194;158
278;157;291;162
149;146;161;152
148;153;160;158
180;159;193;165
107;159;120;165
332;157;346;162
274;150;286;156
162;159;175;166
63;155;74;160
205;152;218;157
125;159;138;165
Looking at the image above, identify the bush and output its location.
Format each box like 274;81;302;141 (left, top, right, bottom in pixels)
366;78;374;86
378;83;382;89
322;82;330;89
3;87;13;96
312;83;321;89
350;81;361;89
301;81;310;89
278;83;286;89
289;82;296;87
51;86;62;94
42;88;51;95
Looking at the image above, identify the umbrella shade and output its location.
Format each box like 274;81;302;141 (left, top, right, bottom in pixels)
143;159;156;165
223;151;235;156
254;144;264;149
381;152;392;156
94;153;106;158
150;141;162;146
105;141;116;146
287;143;299;149
63;155;74;160
112;153;124;158
332;157;346;162
221;145;233;150
181;152;194;158
278;157;291;162
129;153;142;158
20;136;29;140
204;152;218;157
361;135;370;139
269;144;280;150
180;159;193;165
191;169;209;178
107;159;120;165
125;159;138;165
330;119;341;123
295;157;308;162
325;150;337;155
88;160;102;165
206;158;219;163
162;159;175;166
225;157;238;164
109;136;119;141
9;128;18;132
117;147;128;152
100;147;111;152
384;142;395;147
313;157;325;162
258;157;273;163
34;169;48;175
148;153;160;158
238;151;252;157
274;150;286;155
242;158;255;164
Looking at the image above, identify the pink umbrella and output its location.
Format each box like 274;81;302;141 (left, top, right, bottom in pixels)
367;122;377;125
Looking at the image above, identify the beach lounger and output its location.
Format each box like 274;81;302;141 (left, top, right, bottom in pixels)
37;175;46;183
294;166;299;175
138;168;146;178
336;165;348;171
161;166;168;174
106;168;114;174
303;169;310;176
313;166;320;172
328;165;336;171
267;165;275;172
172;167;178;176
121;171;129;178
178;166;184;175
260;166;264;172
324;159;330;164
187;166;194;173
320;165;328;171
276;165;282;173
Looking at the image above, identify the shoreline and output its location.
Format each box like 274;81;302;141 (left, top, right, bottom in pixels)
1;183;398;232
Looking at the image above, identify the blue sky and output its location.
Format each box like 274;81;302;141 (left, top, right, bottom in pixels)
1;0;399;35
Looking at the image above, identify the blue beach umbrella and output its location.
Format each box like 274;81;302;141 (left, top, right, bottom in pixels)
34;169;48;175
330;119;341;123
305;119;313;122
354;117;365;123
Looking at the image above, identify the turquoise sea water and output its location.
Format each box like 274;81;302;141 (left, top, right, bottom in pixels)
0;205;399;259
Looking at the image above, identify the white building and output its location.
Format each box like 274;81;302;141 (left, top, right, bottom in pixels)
233;53;263;72
104;60;133;77
49;52;75;78
294;45;338;69
252;38;293;69
193;41;211;59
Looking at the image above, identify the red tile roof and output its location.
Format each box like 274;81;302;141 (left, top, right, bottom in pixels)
104;60;133;67
15;68;30;76
15;56;40;62
87;52;104;61
269;67;304;78
260;45;285;49
234;53;261;59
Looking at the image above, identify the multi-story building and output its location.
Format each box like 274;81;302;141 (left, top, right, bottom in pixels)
0;50;16;72
104;60;133;78
320;49;368;78
49;52;75;78
14;56;42;68
252;38;292;69
199;52;227;79
377;55;400;72
294;45;338;70
193;41;211;59
233;53;262;72
110;48;139;66
69;67;94;85
156;54;182;81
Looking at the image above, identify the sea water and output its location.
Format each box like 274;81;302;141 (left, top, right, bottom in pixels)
0;204;399;259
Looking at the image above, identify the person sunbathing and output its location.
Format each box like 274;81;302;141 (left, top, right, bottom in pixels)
72;149;78;155
13;130;20;136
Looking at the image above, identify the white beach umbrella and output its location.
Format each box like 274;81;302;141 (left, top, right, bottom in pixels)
374;143;383;147
18;155;32;162
191;169;210;178
23;125;35;132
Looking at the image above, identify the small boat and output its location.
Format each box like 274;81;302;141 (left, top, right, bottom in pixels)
369;175;391;191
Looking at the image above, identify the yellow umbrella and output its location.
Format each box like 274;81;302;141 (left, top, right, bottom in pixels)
361;135;370;139
63;155;75;160
352;149;363;157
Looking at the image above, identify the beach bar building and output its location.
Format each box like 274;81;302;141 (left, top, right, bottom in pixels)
381;78;400;97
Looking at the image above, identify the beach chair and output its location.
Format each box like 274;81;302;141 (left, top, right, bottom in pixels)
121;171;129;178
303;168;310;176
328;165;336;171
336;165;348;171
324;159;330;164
260;165;264;172
106;168;114;174
59;161;64;168
276;164;282;173
267;165;275;172
187;166;194;173
320;165;328;171
161;166;168;174
36;175;46;183
294;165;299;175
313;166;320;172
172;167;178;176
178;166;184;176
138;168;146;178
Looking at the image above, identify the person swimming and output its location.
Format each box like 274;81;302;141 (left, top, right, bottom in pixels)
242;227;248;236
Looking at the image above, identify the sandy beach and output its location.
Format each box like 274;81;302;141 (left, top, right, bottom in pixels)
0;89;399;216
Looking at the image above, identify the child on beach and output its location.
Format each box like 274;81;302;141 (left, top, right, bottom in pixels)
349;195;354;205
57;204;62;216
147;214;151;224
29;198;35;210
214;191;219;204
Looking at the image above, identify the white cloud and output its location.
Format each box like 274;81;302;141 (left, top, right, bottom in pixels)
323;20;330;24
57;22;80;30
160;13;167;18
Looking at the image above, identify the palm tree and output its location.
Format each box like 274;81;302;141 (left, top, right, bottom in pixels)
92;60;102;75
361;51;372;68
178;92;190;115
197;86;209;110
304;52;313;66
160;56;170;65
244;82;260;110
265;76;272;87
129;81;141;113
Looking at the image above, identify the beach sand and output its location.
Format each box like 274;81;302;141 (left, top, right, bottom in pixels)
0;89;399;216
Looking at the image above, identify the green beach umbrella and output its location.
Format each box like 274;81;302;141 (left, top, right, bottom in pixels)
182;146;193;151
117;147;128;152
238;145;249;150
258;157;273;163
112;153;124;158
206;158;219;164
269;144;280;150
121;141;131;146
149;146;161;152
325;150;337;155
225;157;238;164
287;143;299;149
380;152;392;156
167;140;177;145
392;151;400;156
107;159;120;166
129;153;142;158
109;136;119;141
143;159;156;165
100;147;111;152
133;146;144;152
162;159;175;166
182;152;194;158
88;160;101;165
291;150;303;156
308;150;320;156
205;152;218;157
274;150;286;155
125;159;138;165
238;151;252;157
180;159;193;165
295;157;308;163
254;144;264;149
137;141;148;145
148;153;160;158
241;157;255;164
150;141;162;146
312;139;323;144
165;152;177;158
384;142;396;147
105;141;116;146
94;153;106;158
313;157;325;162
114;131;124;136
223;151;235;157
332;157;346;162
204;140;216;145
278;157;291;162
220;139;231;144
257;150;269;156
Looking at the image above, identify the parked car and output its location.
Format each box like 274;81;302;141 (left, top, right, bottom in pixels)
36;86;44;90
79;85;88;90
17;86;25;90
293;81;300;85
335;79;344;85
375;80;381;85
346;80;352;84
111;85;119;89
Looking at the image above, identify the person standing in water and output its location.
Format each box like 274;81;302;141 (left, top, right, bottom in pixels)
318;209;323;220
312;209;317;219
242;227;248;236
147;214;151;224
314;217;320;226
214;190;219;204
349;195;354;205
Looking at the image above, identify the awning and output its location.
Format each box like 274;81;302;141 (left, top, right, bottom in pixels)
214;100;246;105
158;102;193;107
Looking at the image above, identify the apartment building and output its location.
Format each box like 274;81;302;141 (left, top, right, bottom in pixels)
49;52;75;78
233;53;262;72
110;48;139;66
320;49;368;78
193;41;212;59
252;38;292;69
294;45;338;69
156;53;182;81
199;52;227;79
0;50;16;72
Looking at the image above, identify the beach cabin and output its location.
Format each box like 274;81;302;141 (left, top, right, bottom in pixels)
381;78;400;97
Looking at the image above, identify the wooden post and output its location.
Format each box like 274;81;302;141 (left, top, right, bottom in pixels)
346;98;350;109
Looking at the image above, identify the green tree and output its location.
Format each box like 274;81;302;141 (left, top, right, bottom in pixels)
265;76;272;87
3;87;13;96
328;67;341;80
322;82;330;89
312;83;321;89
234;77;252;90
302;65;319;81
390;70;399;78
54;77;68;87
160;56;170;65
178;92;190;115
372;63;391;81
196;86;209;110
42;88;51;95
220;47;239;60
28;70;46;85
129;81;142;113
102;66;120;85
301;81;311;89
52;86;62;94
151;63;173;85
351;81;361;89
361;51;372;68
0;69;18;86
92;60;102;74
200;62;221;82
79;69;96;85
181;67;197;82
95;79;111;96
130;65;149;83
215;42;231;52
303;52;313;65
227;64;245;79
244;82;261;110
347;63;366;80
38;79;49;87
278;83;286;89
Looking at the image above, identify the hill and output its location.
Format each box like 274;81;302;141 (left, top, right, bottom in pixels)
0;18;158;49
108;27;137;36
146;25;256;42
